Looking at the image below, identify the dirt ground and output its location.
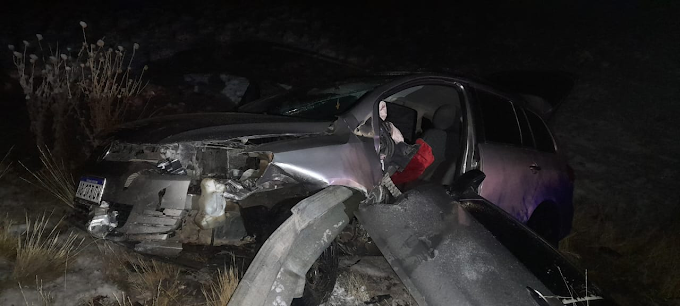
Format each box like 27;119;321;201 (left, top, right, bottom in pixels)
1;1;679;305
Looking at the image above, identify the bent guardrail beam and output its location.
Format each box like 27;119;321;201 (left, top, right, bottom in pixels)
228;185;353;306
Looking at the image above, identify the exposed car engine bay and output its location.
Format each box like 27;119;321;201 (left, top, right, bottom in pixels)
78;136;325;256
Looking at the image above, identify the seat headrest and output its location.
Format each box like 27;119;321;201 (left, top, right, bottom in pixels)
432;104;458;130
386;102;418;143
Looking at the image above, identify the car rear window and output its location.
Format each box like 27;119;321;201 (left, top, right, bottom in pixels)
525;110;556;153
477;90;522;146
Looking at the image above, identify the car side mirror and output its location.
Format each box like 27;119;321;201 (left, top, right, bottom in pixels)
448;169;486;196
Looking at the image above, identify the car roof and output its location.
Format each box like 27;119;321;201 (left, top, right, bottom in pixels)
239;71;532;119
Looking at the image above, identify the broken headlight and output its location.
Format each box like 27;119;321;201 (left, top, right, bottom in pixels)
86;201;119;239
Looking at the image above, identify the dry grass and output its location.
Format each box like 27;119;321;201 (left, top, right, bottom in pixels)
10;21;149;153
71;22;149;146
635;229;680;299
12;212;84;283
126;256;183;306
100;242;240;306
19;146;75;208
96;242;185;306
0;146;13;179
18;278;54;306
202;264;240;306
95;241;133;290
0;215;19;259
561;195;680;304
336;270;370;303
113;293;135;306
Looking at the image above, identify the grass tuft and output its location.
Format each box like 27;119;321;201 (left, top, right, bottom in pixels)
19;146;75;208
19;277;54;306
639;229;680;299
561;195;680;303
0;146;13;179
95;241;132;291
12;212;83;283
337;271;370;303
0;215;19;259
126;257;182;306
113;292;138;306
202;263;240;306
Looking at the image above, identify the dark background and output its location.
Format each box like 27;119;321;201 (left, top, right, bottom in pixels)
1;1;679;305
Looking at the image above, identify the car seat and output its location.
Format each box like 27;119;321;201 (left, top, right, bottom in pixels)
385;102;418;144
420;104;460;182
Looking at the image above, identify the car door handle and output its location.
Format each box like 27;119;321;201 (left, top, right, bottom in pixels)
529;163;541;174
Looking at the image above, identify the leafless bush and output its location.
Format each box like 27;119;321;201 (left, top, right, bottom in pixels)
19;146;75;208
10;21;148;155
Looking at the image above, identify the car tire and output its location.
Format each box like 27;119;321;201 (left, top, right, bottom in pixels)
527;203;561;247
292;241;339;306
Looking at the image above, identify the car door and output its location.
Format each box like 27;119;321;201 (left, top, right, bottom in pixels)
522;109;574;236
473;89;540;223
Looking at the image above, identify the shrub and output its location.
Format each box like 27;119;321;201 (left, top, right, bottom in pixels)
9;22;148;158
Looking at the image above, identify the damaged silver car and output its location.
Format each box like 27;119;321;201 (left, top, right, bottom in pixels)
73;73;587;305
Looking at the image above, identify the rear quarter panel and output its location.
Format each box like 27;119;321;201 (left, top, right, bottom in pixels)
477;142;539;223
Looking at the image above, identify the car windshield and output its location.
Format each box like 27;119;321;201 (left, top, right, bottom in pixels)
239;79;387;120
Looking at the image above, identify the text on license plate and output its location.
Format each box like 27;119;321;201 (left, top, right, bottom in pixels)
76;177;106;203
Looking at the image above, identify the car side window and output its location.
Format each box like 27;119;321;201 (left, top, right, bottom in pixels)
525;110;556;153
476;90;522;146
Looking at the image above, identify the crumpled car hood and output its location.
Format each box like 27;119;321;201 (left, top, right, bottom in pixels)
105;112;332;144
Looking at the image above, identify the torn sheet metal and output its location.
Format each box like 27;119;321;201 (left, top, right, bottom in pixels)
250;123;383;195
228;186;353;306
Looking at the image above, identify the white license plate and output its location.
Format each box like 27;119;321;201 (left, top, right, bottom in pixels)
76;177;106;203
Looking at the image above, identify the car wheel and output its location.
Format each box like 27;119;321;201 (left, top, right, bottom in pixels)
527;203;560;247
292;241;339;306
